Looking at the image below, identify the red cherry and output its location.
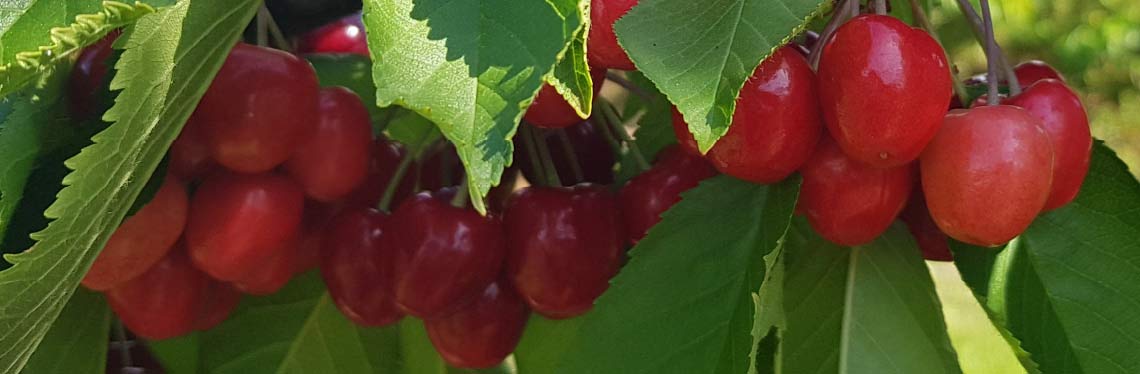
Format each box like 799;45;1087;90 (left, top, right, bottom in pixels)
799;137;915;246
296;12;369;57
1003;80;1091;211
195;43;319;173
588;0;638;70
425;279;529;369
517;121;617;185
321;207;403;326
1014;60;1064;86
186;173;304;281
391;190;506;319
673;46;821;183
170;114;220;181
504;184;625;319
524;69;606;129
671;107;702;156
418;143;465;191
233;238;299;295
343;137;418;208
620;146;716;244
195;281;242;331
817;14;952;168
294;200;342;274
106;249;205;340
69;31;120;121
899;185;953;261
921;105;1054;247
286;87;373;201
83;175;188;291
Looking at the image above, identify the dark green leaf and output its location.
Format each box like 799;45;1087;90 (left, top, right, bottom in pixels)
20;289;110;374
148;333;200;374
386;109;443;159
514;316;584;374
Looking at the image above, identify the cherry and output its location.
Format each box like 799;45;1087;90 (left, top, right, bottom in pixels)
817;14;952;168
899;184;953;261
83;174;188;291
620;145;716;244
1014;60;1064;85
194;43;319;173
295;12;369;57
286;87;373;202
418;143;465;191
195;281;242;331
69;30;120;121
106;249;205;340
233;238;298;295
518;121;617;185
504;184;625;319
1002;80;1091;211
294;200;342;274
588;0;638;70
343;137;418;208
524;69;606;129
186;173;304;281
672;46;821;183
391;190;505;319
169;115;220;181
321;207;403;326
921;105;1054;247
799;136;915;246
424;279;528;369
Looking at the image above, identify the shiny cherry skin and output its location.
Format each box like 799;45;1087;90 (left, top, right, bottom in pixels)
344;137;418;208
1014;60;1064;85
321;207;404;326
83;174;188;291
620;145;717;244
170;115;220;181
233;238;298;295
425;279;529;369
195;43;319;173
296;12;369;57
672;46;821;183
106;250;206;340
588;0;638;70
69;31;120;121
195;281;242;331
287;87;373;201
518;121;617;185
899;185;953;261
186;173;305;281
1003;80;1091;211
817;14;952;168
799;137;915;246
524;69;606;129
921;105;1054;247
391;191;506;319
504;184;626;319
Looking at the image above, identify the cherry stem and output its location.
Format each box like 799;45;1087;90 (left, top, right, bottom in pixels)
555;128;585;184
907;0;970;106
873;0;887;14
979;0;1000;106
529;125;563;187
599;99;650;171
112;319;139;374
519;123;550;186
810;0;857;69
258;4;292;52
377;153;414;213
450;178;470;208
604;71;654;102
954;0;1021;95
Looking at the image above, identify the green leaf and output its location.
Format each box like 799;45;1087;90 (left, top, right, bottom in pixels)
749;248;786;374
545;0;593;118
386;109;444;159
398;319;446;374
362;0;582;213
780;219;962;374
614;0;827;152
149;333;201;374
20;289;110;374
0;1;158;97
0;1;258;371
613;71;675;185
554;175;799;374
514;316;584;374
0;95;51;246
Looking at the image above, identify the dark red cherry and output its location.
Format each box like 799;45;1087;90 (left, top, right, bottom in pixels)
418;143;465;191
524;69;606;129
799;137;915;246
186;173;304;281
620;146;716;244
296;12;369;57
922;106;1054;247
321;207;403;326
817;14;952;168
518;121;617;185
106;249;205;340
286;87;373;201
672;46;821;183
233;238;298;295
170;115;220;181
294;200;341;274
195;281;242;331
899;184;953;261
391;190;505;319
83;175;188;291
195;43;319;173
425;279;529;369
69;31;120;121
588;0;638;70
1003;80;1091;211
504;184;625;319
344;137;418;208
1014;60;1064;86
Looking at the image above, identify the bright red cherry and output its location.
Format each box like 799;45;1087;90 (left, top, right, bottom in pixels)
391;190;506;319
517;121;617;185
425;279;529;369
69;30;120;121
83;175;188;291
169;114;220;181
524;69;606;129
799;137;915;246
106;249;205;340
296;12;369;57
286;87;373;201
186;173;304;281
321;207;403;326
921;105;1054;247
620;145;716;244
1014;60;1064;86
1003;80;1091;211
233;238;298;295
817;14;952;168
343;137;418;208
195;281;242;331
194;43;319;173
899;185;953;261
671;46;821;183
588;0;638;70
504;184;625;319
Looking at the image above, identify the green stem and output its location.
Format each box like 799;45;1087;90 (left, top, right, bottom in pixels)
555;129;585;184
450;178;470;208
599;100;650;171
520;124;550;186
604;71;654;102
256;5;269;47
377;154;415;213
907;0;970;106
529;126;563;187
954;0;1020;95
810;0;858;69
979;0;1000;106
873;0;887;14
